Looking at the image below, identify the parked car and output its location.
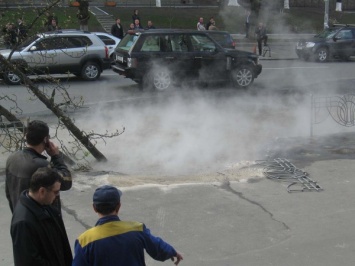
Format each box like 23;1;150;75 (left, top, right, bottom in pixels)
206;31;236;49
92;32;121;61
296;24;355;62
112;29;261;91
0;30;111;85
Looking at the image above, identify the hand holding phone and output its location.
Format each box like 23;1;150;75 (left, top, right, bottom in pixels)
44;139;59;156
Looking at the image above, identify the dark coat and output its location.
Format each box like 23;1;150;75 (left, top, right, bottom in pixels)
111;23;124;39
11;191;73;266
6;148;72;212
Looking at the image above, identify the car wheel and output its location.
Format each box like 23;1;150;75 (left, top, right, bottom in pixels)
3;71;22;85
231;65;254;88
81;62;101;81
316;47;329;62
151;69;172;91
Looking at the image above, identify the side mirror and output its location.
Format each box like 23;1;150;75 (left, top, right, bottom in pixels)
29;46;37;51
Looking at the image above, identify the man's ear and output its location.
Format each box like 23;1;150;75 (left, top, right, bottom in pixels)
116;202;121;213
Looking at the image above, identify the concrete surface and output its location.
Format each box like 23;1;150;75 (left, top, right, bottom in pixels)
0;148;355;266
1;156;355;265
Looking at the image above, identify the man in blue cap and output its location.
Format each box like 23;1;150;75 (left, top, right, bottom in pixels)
72;185;183;265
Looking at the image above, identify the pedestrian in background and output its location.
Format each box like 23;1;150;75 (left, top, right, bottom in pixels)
132;9;140;23
5;120;72;213
197;17;206;31
10;167;73;266
208;20;218;30
47;18;61;31
72;185;183;266
255;22;268;56
16;18;27;43
245;10;251;38
206;17;214;31
134;18;143;29
111;18;124;39
145;20;156;30
128;22;135;31
2;23;17;48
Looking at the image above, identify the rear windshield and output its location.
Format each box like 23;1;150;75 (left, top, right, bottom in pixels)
116;34;139;51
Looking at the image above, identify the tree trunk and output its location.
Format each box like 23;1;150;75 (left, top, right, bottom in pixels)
0;54;107;162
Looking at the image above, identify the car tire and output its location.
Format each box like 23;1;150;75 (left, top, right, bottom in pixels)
81;62;101;81
3;71;22;85
150;69;172;91
230;65;254;88
315;47;329;62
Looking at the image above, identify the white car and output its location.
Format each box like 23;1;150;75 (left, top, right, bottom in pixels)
93;32;121;61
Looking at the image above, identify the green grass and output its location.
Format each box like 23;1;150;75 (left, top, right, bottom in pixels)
1;5;355;36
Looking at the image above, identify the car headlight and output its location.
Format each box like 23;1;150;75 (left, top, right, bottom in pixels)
306;42;315;48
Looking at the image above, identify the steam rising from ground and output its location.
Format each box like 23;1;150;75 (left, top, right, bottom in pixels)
76;89;310;177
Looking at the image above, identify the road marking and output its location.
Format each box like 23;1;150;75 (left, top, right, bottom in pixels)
264;66;329;70
92;6;109;15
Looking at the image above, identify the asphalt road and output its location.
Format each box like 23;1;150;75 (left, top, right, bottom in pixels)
1;59;355;265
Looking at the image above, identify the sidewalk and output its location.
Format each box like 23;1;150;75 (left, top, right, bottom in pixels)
232;33;315;60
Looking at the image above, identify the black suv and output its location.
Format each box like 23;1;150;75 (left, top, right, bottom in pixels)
112;29;261;91
0;30;111;85
296;24;355;62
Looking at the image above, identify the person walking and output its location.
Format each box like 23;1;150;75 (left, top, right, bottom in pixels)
72;185;183;266
197;17;206;31
111;18;124;39
245;10;251;38
5;120;72;213
255;22;268;56
10;167;73;266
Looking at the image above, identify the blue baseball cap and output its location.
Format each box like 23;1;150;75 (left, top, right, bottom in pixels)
93;185;122;205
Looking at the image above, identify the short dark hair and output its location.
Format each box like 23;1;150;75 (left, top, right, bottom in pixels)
30;167;63;192
94;203;117;215
26;120;49;146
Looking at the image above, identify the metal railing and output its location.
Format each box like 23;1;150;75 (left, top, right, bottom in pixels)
311;94;355;138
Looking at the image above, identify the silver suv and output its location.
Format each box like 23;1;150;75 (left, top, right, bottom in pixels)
1;30;111;85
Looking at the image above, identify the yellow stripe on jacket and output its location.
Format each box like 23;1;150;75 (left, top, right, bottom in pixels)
77;221;143;248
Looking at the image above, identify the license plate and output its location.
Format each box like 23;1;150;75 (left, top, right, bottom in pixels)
116;55;123;62
296;46;303;50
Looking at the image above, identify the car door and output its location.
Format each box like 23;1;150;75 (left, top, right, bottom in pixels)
139;33;192;80
188;33;227;82
332;29;355;57
24;36;60;74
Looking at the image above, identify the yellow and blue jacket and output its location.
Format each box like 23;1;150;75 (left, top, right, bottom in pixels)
72;215;177;266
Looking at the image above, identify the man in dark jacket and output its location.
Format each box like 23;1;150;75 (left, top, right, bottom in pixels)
6;120;72;213
255;22;268;56
10;167;73;266
111;18;124;39
72;185;183;265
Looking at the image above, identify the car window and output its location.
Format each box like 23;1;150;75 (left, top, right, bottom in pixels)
170;34;188;52
141;35;160;51
190;34;216;52
68;36;93;48
117;34;139;51
337;29;353;39
34;38;58;50
97;35;116;45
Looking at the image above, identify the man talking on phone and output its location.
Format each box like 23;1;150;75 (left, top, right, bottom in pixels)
5;120;72;213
